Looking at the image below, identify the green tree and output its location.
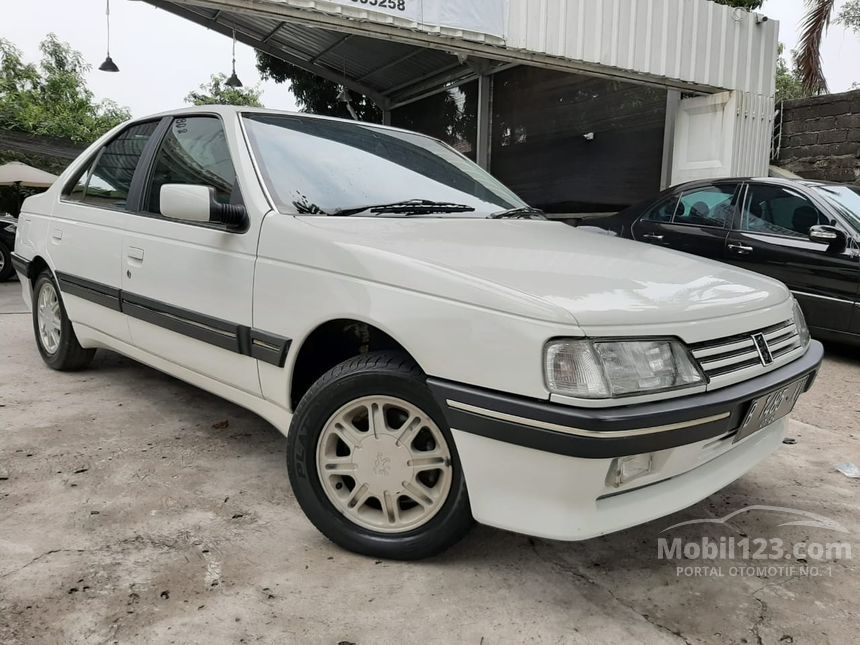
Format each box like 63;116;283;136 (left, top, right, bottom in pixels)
184;73;264;107
775;44;814;102
0;34;130;144
256;53;382;122
710;0;764;9
797;0;860;94
836;0;860;32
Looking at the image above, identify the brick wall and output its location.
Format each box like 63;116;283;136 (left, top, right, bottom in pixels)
777;89;860;185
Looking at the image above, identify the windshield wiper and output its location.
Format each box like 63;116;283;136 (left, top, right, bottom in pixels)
489;207;546;220
331;199;476;217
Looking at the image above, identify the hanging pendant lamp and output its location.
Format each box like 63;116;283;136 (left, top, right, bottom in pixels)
225;29;243;87
98;0;119;72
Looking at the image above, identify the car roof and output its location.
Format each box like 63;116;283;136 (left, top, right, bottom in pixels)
670;176;847;191
124;104;419;137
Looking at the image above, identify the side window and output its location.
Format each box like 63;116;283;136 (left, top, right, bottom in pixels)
741;184;826;237
674;185;736;228
642;196;679;222
66;158;93;201
145;116;237;215
65;121;159;210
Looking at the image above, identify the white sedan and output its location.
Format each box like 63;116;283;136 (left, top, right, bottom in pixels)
12;106;823;560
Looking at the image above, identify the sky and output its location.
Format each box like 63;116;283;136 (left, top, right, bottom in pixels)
3;0;860;118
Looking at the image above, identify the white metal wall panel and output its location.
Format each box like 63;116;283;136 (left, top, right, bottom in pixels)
166;0;777;96
506;0;779;96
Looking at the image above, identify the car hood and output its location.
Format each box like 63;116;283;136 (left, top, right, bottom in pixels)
296;217;790;327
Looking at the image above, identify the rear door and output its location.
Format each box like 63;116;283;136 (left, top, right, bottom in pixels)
120;114;262;395
632;183;738;261
724;182;860;334
48;120;160;341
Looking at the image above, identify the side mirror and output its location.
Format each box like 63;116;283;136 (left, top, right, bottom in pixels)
159;184;247;230
809;224;847;251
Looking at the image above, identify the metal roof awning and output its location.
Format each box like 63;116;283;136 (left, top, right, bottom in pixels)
146;0;499;109
143;0;779;110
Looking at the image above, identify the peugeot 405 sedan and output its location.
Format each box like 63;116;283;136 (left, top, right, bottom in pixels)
577;178;860;345
12;107;823;559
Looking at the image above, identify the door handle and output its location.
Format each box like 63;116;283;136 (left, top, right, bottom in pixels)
51;229;63;241
728;243;753;255
642;234;664;242
127;246;145;261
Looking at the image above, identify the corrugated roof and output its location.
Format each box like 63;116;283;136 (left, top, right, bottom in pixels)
143;0;778;109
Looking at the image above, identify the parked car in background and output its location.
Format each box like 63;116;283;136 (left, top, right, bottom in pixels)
577;178;860;345
0;214;18;281
12;107;822;559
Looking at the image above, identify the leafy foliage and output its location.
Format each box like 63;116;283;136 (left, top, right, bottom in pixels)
184;73;264;107
797;0;837;94
0;34;130;144
836;0;860;32
710;0;764;10
256;53;382;122
775;44;814;102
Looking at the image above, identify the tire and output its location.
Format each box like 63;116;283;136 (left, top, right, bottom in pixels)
287;351;473;560
0;241;13;282
32;270;96;371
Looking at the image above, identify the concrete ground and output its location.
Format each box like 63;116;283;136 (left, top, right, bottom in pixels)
1;278;858;645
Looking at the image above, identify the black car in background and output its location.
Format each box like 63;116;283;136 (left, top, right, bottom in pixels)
0;214;17;282
577;178;860;345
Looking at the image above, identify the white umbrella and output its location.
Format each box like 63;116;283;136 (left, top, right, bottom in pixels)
0;161;59;188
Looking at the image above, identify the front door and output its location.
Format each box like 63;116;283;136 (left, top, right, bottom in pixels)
724;182;860;334
120;115;261;395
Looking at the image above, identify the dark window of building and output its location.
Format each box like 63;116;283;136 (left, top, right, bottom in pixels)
490;66;667;214
391;80;478;161
145;116;237;214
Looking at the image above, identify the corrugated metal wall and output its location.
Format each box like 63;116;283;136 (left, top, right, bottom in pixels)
731;92;775;176
504;0;778;96
267;0;778;96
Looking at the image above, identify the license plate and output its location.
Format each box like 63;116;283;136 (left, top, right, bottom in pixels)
734;377;809;444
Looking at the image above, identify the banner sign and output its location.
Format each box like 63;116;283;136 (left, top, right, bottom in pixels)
325;0;508;39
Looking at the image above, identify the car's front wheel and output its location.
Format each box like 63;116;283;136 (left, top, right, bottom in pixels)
287;352;473;560
32;270;96;370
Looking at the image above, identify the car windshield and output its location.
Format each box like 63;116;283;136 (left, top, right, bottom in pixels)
814;185;860;232
242;113;526;217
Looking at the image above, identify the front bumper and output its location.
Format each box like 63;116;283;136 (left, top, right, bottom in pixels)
427;341;823;541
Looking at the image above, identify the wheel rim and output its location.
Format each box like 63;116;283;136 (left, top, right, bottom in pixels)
0;252;5;272
316;395;453;534
37;281;62;354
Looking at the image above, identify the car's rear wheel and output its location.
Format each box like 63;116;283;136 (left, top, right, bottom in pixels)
287;351;473;560
32;270;96;370
0;241;13;282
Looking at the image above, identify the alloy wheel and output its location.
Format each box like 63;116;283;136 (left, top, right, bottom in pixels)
316;395;453;534
37;281;61;354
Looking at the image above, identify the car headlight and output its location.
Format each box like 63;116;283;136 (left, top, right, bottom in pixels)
792;299;810;348
544;339;705;399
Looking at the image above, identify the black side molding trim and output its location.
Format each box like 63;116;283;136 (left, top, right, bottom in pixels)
10;252;31;277
54;271;291;367
56;271;122;312
122;292;244;354
428;341;823;459
250;329;292;368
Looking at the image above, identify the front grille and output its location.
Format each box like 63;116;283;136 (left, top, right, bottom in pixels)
689;320;803;383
